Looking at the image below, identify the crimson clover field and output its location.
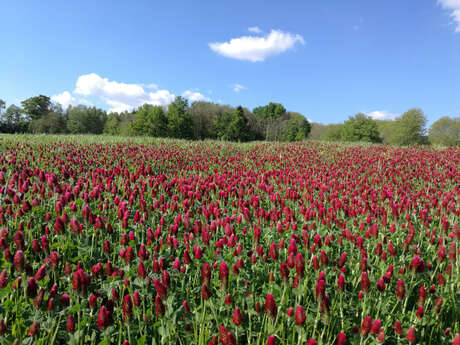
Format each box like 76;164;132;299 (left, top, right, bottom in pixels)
0;135;458;345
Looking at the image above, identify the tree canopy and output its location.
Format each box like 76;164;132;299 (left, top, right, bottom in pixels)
429;116;460;147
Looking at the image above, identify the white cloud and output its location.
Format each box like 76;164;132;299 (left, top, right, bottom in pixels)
209;29;305;62
438;0;460;31
181;90;210;102
51;91;76;108
53;74;211;113
233;84;246;92
248;26;262;34
73;73;175;112
366;110;397;120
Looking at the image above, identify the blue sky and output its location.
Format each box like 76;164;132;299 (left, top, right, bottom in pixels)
1;0;459;124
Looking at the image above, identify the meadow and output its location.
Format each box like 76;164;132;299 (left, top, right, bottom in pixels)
0;134;458;345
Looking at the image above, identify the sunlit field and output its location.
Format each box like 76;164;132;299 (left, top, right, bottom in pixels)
0;135;458;345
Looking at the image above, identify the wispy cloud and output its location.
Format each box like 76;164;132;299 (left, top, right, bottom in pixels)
248;26;262;34
181;90;210;102
438;0;460;32
51;91;76;109
209;29;305;62
233;84;247;92
366;110;397;120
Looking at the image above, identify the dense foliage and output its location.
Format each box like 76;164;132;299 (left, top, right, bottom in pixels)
0;135;458;345
1;96;459;146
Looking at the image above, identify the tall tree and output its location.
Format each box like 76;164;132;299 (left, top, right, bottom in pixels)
253;102;287;141
167;96;194;139
341;113;381;142
131;104;168;137
321;124;345;141
67;105;107;134
389;108;427;145
429;116;460;147
21;95;52;120
278;112;311;141
1;105;28;133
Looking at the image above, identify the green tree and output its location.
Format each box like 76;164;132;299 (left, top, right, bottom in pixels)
131;104;168;137
188;102;234;139
67;105;107;134
309;123;328;140
375;120;395;144
103;113;121;135
388;108;427;145
227;106;250;141
253;102;287;141
341;113;381;142
29;112;66;134
1;105;28;133
321;124;345;141
279;112;311;141
167;96;194;139
21;95;52;120
429;116;460;147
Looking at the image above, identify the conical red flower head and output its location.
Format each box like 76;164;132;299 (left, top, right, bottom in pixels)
315;279;326;301
153;279;168;300
280;262;289;283
396;279;405;300
335;332;346;345
220;262;229;288
265;294;277;318
295;305;306;325
97;306;109;330
371;319;381;335
72;269;90;294
122;294;133;321
295;253;305;276
320;250;328;266
406;327;416;343
29;321;39;337
337;275;345;292
66;314;75;333
201;263;212;286
161;270;170;287
266;335;276;345
13;250;24;272
394;320;403;335
13;231;24;250
138;262;146;278
155;295;165;318
133;290;141;307
232;307;242;326
34;264;47;281
0;269;8;288
182;299;190;313
201;284;210;300
434;296;443;313
417;286;427;305
306;338;317;345
26;277;38;298
376;278;385;292
360;272;370;293
60;293;70;307
269;242;278;261
360;315;372;337
453;333;460;345
224;294;232;305
338;252;347;267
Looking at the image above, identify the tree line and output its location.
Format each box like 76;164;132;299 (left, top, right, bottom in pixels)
0;95;310;142
0;95;458;146
309;109;459;147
